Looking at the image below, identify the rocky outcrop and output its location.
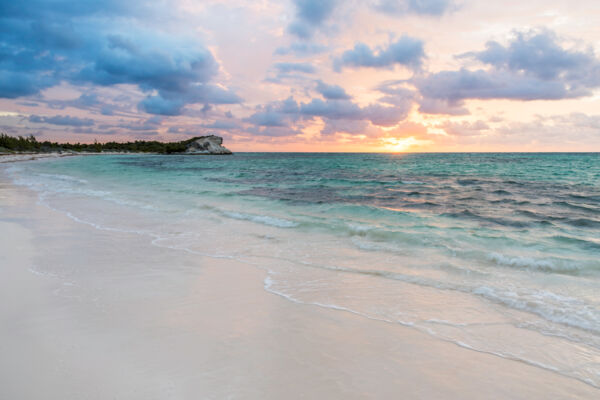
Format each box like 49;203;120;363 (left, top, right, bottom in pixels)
185;135;232;155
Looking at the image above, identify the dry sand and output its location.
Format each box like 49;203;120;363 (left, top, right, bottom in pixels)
1;170;598;399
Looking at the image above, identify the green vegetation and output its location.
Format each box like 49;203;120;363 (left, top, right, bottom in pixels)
0;133;201;154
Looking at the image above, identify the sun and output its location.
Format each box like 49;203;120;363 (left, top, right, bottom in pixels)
380;137;422;152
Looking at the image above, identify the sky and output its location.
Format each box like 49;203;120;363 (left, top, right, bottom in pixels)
1;0;600;152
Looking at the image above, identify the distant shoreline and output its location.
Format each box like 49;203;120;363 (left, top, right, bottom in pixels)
0;134;232;155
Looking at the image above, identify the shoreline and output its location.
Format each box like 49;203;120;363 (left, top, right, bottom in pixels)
0;152;138;164
1;163;599;399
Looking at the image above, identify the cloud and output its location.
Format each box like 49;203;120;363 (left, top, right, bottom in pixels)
246;125;303;137
320;119;371;136
0;71;56;98
274;43;328;56
441;120;490;136
79;34;218;88
138;83;241;116
415;68;580;101
0;0;241;115
42;91;112;114
464;30;599;82
375;81;417;107
267;62;319;84
414;30;600;113
359;103;413;126
202;120;241;130
417;97;469;115
372;0;456;16
300;98;362;120
274;62;317;74
287;0;338;39
499;113;600;137
116;117;162;132
335;36;425;71
246;93;412;135
315;80;351;99
246;97;301;127
28;114;95;127
138;96;185;116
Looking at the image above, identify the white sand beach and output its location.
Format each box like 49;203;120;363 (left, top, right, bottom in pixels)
0;152;134;164
0;153;76;163
1;163;599;399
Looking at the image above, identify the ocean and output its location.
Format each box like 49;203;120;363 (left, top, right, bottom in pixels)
6;152;600;387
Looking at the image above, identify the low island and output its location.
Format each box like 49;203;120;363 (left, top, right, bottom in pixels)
0;133;232;155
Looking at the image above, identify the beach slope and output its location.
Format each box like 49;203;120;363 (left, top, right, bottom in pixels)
0;171;598;399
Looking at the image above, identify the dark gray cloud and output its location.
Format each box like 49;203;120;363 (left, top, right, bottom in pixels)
315;80;351;99
372;0;455;16
335;36;425;71
28;114;95;127
0;0;241;115
287;0;338;39
414;30;600;114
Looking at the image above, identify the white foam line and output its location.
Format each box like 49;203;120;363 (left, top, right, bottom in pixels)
263;274;600;390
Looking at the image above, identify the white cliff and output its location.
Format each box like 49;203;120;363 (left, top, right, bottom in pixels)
185;135;232;155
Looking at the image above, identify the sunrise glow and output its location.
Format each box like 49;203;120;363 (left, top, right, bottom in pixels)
1;1;600;151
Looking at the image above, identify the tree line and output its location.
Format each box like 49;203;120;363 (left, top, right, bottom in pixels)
0;133;201;154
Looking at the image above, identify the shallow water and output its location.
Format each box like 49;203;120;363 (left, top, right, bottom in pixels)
5;152;600;387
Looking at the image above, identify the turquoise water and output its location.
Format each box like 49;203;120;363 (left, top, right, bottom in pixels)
6;153;600;387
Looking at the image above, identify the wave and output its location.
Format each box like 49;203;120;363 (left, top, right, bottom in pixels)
565;218;600;229
551;235;600;251
473;286;600;336
516;209;600;229
221;211;299;228
6;168;174;213
282;256;600;340
554;201;600;214
486;252;581;274
489;199;531;206
441;210;533;228
457;178;481;185
264;268;600;388
400;201;441;209
37;173;89;185
569;193;600;203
